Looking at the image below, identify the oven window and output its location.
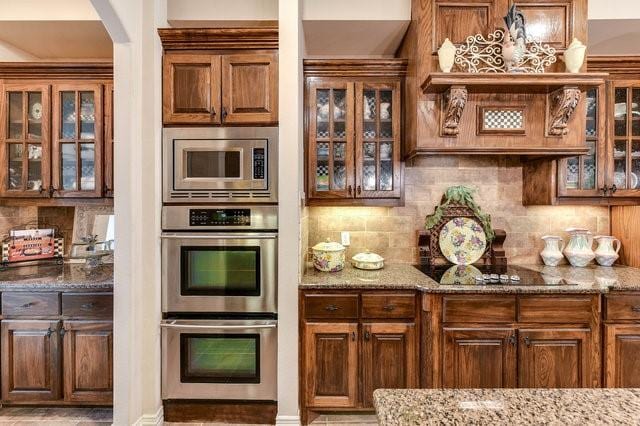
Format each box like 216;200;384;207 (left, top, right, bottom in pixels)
181;247;261;296
180;334;260;383
186;150;241;178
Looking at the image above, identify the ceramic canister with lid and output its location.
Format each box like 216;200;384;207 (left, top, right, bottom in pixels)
312;238;346;272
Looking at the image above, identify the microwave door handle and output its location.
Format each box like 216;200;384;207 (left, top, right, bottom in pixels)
160;233;277;239
160;322;277;330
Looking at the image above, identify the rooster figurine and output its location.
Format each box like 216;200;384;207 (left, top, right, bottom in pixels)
502;2;527;71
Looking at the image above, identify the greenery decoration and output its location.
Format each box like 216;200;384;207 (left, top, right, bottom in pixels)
425;185;495;241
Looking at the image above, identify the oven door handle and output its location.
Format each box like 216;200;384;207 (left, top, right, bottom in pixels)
160;233;277;239
160;321;277;330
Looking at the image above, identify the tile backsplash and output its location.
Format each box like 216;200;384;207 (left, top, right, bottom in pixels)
306;157;610;265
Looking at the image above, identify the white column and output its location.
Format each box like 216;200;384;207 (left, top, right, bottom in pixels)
92;0;166;424
277;0;303;424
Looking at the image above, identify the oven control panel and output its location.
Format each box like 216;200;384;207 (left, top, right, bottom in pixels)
253;147;265;180
189;209;251;226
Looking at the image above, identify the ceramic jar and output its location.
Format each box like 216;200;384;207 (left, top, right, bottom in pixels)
312;239;346;272
351;250;384;270
540;235;565;266
563;38;586;73
563;228;595;267
594;235;621;267
438;38;456;73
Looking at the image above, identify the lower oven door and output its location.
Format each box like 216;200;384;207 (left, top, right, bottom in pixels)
161;319;277;400
161;233;277;314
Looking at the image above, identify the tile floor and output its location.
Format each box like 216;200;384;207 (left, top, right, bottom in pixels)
0;407;112;425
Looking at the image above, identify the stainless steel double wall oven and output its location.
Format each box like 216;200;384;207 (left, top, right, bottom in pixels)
161;127;278;401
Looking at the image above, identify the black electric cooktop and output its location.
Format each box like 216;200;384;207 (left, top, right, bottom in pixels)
414;264;577;286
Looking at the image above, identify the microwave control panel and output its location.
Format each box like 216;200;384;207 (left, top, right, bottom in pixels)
189;209;251;226
253;147;265;180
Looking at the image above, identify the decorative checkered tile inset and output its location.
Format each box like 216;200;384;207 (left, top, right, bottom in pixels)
483;109;524;130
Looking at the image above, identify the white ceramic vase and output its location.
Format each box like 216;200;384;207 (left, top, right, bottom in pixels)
563;228;595;267
540;235;564;266
594;235;621;267
563;38;586;73
438;38;456;73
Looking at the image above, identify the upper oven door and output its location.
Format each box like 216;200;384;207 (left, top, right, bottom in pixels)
161;233;277;314
173;138;266;191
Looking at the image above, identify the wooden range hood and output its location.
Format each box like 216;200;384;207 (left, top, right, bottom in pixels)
398;0;604;159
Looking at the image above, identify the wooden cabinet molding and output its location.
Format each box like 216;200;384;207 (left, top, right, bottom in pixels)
0;62;112;80
604;324;640;388
158;27;278;51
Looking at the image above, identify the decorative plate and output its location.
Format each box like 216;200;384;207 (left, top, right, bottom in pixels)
440;264;482;285
439;217;487;265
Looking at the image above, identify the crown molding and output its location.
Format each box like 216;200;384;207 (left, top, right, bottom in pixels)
0;62;112;80
158;27;278;50
303;59;408;78
587;55;640;74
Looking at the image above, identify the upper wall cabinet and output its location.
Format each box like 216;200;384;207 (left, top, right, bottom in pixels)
0;63;113;203
159;28;278;126
304;60;406;207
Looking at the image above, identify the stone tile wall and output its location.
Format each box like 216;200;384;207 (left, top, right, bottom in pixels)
306;157;610;265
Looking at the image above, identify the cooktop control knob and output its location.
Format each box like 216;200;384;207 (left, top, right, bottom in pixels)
510;275;521;283
490;274;499;283
499;274;509;283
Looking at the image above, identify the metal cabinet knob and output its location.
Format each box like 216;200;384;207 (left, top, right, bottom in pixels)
382;304;396;311
324;304;339;312
631;306;640;313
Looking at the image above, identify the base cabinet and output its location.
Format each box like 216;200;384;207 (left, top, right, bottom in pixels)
63;320;113;403
362;323;417;407
1;320;61;402
443;328;516;388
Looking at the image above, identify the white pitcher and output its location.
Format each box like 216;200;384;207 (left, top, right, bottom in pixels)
540;235;564;266
563;228;595;267
594;236;621;267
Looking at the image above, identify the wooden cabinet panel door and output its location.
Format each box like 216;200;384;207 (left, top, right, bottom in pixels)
304;322;358;408
103;83;114;197
604;324;640;388
307;80;355;200
1;320;61;402
221;53;277;124
163;53;221;124
62;321;113;403
0;83;51;198
52;84;103;197
362;323;417;407
442;328;516;388
518;329;590;388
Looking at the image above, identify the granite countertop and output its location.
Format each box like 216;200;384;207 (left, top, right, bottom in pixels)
374;388;640;426
0;263;113;291
300;263;640;294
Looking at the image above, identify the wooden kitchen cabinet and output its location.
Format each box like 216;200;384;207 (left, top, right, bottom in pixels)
62;320;113;403
518;328;591;388
304;60;406;206
604;324;640;387
303;322;358;408
0;83;51;198
362;322;417;407
442;328;516;389
1;320;61;402
104;83;114;197
162;52;277;126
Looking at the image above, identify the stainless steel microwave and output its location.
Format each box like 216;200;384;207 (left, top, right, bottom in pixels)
163;127;277;203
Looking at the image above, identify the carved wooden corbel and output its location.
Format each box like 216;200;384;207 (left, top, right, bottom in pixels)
548;86;581;136
442;85;467;136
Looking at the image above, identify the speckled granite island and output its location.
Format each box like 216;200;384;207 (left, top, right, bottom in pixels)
374;388;640;425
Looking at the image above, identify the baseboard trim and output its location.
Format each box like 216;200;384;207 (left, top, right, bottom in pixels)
276;415;301;425
133;406;164;426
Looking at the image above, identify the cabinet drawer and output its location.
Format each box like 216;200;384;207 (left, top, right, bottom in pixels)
442;296;516;323
606;295;640;321
518;296;593;323
2;292;60;317
361;293;415;319
62;293;113;318
304;295;358;319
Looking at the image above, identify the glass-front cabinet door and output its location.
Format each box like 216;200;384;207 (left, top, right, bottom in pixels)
558;87;606;197
0;84;50;197
307;80;354;199
104;83;114;197
355;81;401;199
52;84;103;197
608;81;640;197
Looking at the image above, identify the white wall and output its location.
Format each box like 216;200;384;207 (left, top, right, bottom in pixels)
589;0;640;19
0;0;99;20
167;0;277;26
302;0;410;20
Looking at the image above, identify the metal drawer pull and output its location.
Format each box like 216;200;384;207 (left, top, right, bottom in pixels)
524;336;531;346
46;328;53;338
160;233;277;240
631;306;640;312
81;303;95;310
324;304;339;312
351;331;356;341
509;334;517;346
382;304;396;311
20;302;34;309
160;321;276;330
364;331;371;340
